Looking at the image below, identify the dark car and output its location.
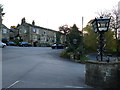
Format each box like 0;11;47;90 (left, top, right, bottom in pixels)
51;44;65;49
7;42;17;46
19;42;32;47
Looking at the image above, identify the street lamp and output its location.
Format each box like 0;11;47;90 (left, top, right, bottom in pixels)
92;16;110;33
92;16;110;61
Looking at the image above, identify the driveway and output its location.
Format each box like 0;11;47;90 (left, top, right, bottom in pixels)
2;47;91;88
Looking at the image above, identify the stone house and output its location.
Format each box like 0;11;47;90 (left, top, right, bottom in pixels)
1;24;10;43
0;5;5;41
15;18;65;47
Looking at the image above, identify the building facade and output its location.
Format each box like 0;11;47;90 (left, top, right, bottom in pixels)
1;24;10;43
15;18;65;47
0;5;3;41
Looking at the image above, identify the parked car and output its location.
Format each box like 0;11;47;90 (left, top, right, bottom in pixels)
19;42;32;47
7;41;17;46
51;44;65;49
0;41;7;48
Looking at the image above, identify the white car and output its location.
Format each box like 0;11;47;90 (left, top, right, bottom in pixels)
0;41;6;48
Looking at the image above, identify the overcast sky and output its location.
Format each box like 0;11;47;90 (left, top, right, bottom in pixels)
1;0;120;30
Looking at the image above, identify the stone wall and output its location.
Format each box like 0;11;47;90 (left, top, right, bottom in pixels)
85;60;120;88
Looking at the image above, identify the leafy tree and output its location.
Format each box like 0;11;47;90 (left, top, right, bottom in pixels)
84;19;116;54
67;24;83;54
97;7;120;55
84;24;98;53
59;25;70;35
59;25;70;45
68;24;82;47
61;24;83;59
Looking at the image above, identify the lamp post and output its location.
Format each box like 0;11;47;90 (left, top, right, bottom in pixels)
92;16;110;61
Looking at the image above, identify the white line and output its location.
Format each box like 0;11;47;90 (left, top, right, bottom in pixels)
7;80;20;88
65;86;84;88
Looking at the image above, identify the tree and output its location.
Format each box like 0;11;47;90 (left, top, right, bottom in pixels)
84;19;116;53
59;25;70;45
60;24;83;60
66;24;83;54
68;24;82;47
104;28;116;52
59;25;70;35
84;24;98;53
97;6;120;56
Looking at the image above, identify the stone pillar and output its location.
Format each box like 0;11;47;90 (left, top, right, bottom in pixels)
85;60;120;88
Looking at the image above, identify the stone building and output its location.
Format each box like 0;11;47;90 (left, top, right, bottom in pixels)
1;24;10;43
0;5;4;41
15;18;65;47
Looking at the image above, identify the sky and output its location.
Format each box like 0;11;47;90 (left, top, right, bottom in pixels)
1;0;120;31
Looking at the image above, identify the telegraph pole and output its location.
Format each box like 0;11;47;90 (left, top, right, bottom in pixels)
82;17;84;51
82;17;83;37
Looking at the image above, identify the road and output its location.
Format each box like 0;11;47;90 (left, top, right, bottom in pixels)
2;47;91;88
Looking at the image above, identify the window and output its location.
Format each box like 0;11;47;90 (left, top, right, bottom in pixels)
3;29;7;34
43;31;46;35
54;33;56;37
24;29;27;33
33;35;37;40
41;37;44;41
19;29;22;34
33;28;36;33
36;29;39;34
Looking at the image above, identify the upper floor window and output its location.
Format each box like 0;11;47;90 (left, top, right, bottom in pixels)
19;29;22;34
3;29;7;34
36;29;39;34
24;29;27;33
43;31;46;35
33;28;36;33
54;33;56;37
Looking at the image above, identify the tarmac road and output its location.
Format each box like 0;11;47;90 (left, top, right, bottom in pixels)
2;47;91;88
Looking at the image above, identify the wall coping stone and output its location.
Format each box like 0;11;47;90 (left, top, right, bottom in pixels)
85;60;120;65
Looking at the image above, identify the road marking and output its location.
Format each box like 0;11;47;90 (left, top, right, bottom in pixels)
6;80;20;89
65;85;84;88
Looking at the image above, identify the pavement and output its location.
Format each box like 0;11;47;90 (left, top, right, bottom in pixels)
2;46;91;88
86;53;120;61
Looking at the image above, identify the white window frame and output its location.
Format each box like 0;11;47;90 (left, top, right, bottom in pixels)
24;29;27;33
33;35;37;41
33;28;36;33
36;29;39;34
3;29;7;34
